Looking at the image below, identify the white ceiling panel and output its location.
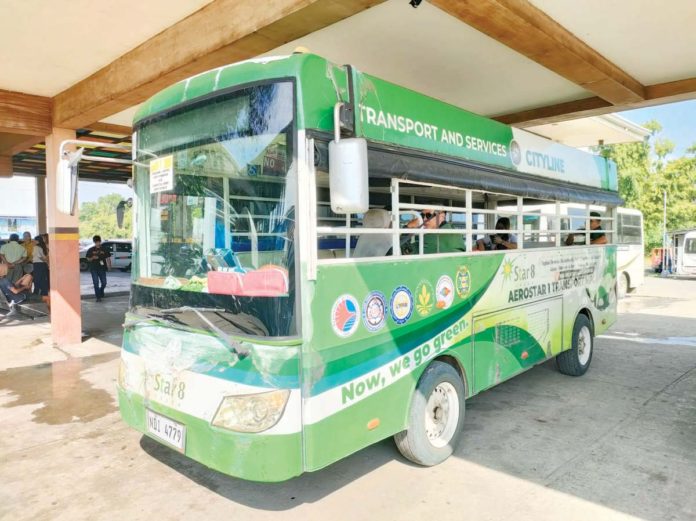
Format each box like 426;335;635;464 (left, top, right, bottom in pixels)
0;0;212;96
264;0;590;117
530;0;696;86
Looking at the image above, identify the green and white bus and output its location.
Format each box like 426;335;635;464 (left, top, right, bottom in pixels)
616;208;644;297
118;53;620;482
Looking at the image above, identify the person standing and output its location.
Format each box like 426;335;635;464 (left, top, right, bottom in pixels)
22;231;34;266
0;233;27;283
32;235;50;310
85;235;111;301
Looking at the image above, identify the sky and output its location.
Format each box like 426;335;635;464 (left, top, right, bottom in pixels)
79;181;132;204
619;99;696;156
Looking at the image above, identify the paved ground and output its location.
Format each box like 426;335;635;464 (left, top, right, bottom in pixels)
1;274;695;521
80;270;130;297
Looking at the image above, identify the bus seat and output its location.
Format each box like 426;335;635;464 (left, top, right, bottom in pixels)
354;209;392;258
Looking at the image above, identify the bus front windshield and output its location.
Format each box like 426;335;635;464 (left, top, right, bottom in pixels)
131;82;296;337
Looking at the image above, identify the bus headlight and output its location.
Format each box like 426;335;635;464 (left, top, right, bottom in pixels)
212;390;290;433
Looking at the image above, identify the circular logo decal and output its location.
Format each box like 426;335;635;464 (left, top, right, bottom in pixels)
436;275;455;310
362;291;387;332
415;280;434;317
509;139;521;166
331;294;360;337
455;266;471;298
390;286;413;325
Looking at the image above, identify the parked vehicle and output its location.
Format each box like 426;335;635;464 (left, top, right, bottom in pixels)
671;229;696;275
80;239;132;271
116;53;620;482
616;208;644;297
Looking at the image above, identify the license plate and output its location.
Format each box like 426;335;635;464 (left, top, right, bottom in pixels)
146;409;186;451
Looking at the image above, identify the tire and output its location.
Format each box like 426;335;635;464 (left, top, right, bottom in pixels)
394;361;466;466
617;272;629;299
557;314;593;376
79;259;88;271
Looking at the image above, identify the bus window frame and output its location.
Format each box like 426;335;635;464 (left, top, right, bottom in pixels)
313;175;617;265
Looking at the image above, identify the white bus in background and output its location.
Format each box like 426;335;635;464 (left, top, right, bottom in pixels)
671;229;696;276
616;208;644;297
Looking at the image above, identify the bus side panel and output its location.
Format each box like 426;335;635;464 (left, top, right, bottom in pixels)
301;255;502;472
472;296;563;394
561;246;618;345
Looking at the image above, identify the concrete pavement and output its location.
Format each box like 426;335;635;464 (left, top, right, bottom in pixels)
1;275;695;521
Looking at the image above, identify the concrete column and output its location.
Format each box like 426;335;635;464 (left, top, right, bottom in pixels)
45;128;81;346
36;175;48;234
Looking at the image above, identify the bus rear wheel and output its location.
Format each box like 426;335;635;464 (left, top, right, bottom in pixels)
557;314;593;376
394;361;465;466
617;272;629;299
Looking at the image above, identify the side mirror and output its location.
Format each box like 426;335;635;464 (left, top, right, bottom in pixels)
329;137;369;214
328;102;369;214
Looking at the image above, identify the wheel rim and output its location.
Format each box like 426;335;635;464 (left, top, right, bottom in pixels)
577;325;592;366
424;381;460;448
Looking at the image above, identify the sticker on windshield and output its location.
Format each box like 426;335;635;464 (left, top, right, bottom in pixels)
150;155;174;194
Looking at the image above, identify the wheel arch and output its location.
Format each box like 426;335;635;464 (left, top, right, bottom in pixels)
433;354;469;397
577;307;595;336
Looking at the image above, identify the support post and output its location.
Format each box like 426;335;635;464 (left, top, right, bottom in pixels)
36;175;47;234
45;128;81;346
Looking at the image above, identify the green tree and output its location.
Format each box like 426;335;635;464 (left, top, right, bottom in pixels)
599;121;696;253
79;193;132;240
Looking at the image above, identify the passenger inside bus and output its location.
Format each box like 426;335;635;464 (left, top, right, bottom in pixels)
405;208;465;254
476;217;518;251
565;211;607;246
354;209;392;257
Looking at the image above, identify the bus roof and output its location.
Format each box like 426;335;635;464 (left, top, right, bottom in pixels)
134;53;618;196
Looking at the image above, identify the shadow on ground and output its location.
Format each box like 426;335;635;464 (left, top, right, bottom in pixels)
137;311;696;520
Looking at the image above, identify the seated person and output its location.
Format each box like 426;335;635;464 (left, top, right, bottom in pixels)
476;217;518;250
354;208;392;257
0;264;33;314
565;211;607;246
405;209;465;254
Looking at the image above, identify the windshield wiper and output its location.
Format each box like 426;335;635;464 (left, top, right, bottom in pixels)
126;306;250;357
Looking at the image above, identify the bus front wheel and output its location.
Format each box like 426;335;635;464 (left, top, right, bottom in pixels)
557;314;593;376
394;361;466;466
617;272;629;299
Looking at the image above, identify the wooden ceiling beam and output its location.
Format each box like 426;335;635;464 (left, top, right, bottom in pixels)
85;121;132;136
495;76;696;127
430;0;645;105
0;155;12;177
7;135;45;156
53;0;384;129
0;89;52;136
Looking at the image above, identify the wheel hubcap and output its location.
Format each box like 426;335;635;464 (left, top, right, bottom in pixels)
578;325;592;365
424;382;459;448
